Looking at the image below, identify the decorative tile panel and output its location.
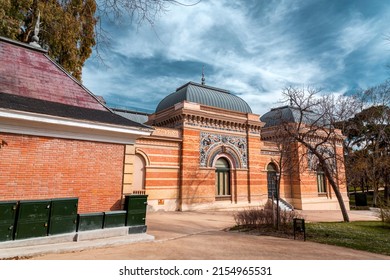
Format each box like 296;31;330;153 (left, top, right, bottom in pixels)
200;132;247;168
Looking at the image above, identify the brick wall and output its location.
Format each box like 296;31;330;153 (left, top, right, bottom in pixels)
181;128;211;207
135;133;182;211
247;135;264;202
0;133;125;213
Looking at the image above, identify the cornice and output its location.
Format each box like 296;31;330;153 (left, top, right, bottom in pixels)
0;108;151;144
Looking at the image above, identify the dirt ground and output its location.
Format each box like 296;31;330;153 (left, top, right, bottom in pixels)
30;209;390;260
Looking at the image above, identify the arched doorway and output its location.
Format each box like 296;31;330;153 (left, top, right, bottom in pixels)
267;163;278;198
215;157;231;198
133;154;146;193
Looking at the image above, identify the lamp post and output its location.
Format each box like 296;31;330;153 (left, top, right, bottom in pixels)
275;173;280;230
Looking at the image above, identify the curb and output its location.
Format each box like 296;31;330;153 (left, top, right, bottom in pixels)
0;227;154;259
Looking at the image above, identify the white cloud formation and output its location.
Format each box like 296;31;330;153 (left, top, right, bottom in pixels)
84;0;390;116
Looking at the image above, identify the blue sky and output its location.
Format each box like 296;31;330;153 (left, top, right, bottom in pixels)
82;0;390;115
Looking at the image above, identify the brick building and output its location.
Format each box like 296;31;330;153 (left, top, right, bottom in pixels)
0;37;152;213
0;36;349;213
131;82;350;211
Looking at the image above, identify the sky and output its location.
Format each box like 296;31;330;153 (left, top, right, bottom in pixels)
82;0;390;115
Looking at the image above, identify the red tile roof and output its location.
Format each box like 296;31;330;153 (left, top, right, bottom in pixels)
0;37;106;111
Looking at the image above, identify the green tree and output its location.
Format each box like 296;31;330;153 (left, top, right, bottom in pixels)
0;0;181;80
342;82;390;206
0;0;97;80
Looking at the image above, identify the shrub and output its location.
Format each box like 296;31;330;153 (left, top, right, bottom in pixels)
233;200;302;233
378;200;390;223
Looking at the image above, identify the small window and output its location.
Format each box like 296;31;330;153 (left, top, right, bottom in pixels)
317;168;327;194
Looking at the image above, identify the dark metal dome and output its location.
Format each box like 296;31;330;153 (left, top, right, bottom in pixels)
155;82;252;114
260;105;323;128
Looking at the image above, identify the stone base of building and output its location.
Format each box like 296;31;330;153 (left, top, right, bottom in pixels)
177;199;269;212
291;197;350;210
147;199;180;212
146;196;350;212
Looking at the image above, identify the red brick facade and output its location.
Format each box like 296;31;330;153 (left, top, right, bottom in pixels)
133;100;349;211
0;133;124;213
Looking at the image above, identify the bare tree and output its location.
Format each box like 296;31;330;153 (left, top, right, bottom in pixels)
97;0;193;25
272;86;360;222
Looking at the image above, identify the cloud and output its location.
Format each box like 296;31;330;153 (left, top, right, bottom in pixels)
83;0;390;116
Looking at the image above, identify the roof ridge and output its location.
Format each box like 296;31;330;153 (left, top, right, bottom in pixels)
0;36;47;53
176;81;231;94
112;108;149;115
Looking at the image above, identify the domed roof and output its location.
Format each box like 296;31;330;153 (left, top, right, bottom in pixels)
260;105;322;128
155;82;252;114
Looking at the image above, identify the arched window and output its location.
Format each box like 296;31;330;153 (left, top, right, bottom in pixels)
215;158;231;197
267;163;278;198
133;154;146;192
317;167;327;194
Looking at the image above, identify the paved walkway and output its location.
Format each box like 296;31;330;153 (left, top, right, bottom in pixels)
29;209;390;260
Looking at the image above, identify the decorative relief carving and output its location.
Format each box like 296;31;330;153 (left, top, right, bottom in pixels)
154;112;262;134
154;114;184;128
155;110;262;135
183;113;248;133
200;132;248;168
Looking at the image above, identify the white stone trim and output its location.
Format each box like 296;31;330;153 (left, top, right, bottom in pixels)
0;108;152;144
